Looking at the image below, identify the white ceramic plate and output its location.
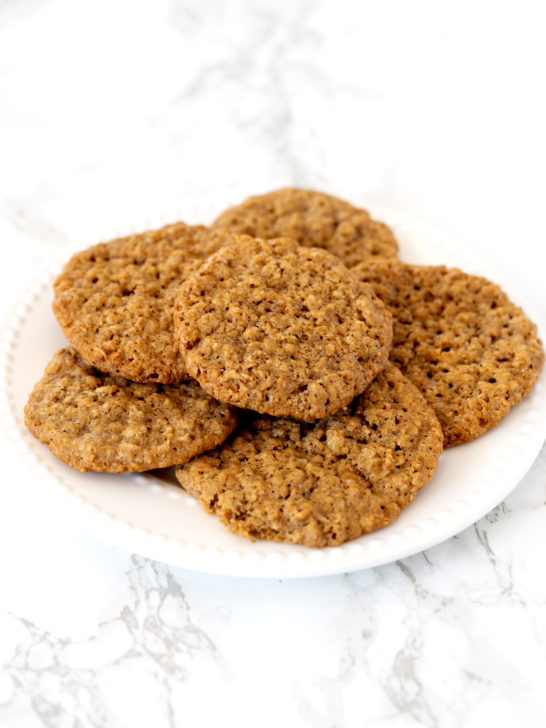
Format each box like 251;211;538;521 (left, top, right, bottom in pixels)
1;204;545;579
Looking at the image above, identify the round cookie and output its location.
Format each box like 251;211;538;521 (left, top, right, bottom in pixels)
354;260;545;446
175;364;443;548
173;236;393;420
212;187;399;268
24;347;239;473
53;222;234;384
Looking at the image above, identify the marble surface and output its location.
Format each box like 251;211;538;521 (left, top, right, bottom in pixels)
1;1;545;726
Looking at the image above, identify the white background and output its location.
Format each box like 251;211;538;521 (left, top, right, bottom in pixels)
0;1;545;726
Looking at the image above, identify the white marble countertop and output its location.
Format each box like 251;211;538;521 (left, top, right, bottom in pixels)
1;1;545;726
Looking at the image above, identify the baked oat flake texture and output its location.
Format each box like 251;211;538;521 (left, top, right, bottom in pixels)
52;222;235;384
354;260;545;446
212;187;399;268
24;347;239;473
176;364;443;548
173;235;393;420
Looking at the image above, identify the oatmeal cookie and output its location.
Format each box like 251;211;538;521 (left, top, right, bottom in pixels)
173;236;393;420
53;223;233;383
354;260;545;446
212;188;398;268
175;364;443;547
24;347;239;473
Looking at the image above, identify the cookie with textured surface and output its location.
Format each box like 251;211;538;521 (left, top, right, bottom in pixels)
176;364;443;548
24;347;239;473
354;260;545;446
212;187;398;268
174;235;393;420
53;222;234;384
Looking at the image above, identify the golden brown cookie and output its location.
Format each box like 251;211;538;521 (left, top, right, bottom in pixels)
173;236;393;420
176;364;443;547
354;260;545;446
53;223;234;384
24;347;239;473
212;188;398;268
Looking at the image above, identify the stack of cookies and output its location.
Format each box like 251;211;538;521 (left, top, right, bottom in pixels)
24;189;545;548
